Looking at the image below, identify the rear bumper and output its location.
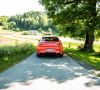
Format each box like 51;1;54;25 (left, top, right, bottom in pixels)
36;48;63;55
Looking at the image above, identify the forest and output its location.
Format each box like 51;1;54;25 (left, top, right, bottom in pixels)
0;11;57;33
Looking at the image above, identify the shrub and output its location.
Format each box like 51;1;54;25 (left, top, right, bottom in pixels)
22;31;30;35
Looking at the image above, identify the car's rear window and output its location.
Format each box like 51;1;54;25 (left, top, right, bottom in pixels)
42;37;59;41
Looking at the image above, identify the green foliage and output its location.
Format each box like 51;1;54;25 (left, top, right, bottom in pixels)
41;0;100;37
95;29;100;38
8;21;16;30
41;0;100;51
0;16;8;26
5;11;57;33
0;43;36;72
58;21;85;38
22;31;30;35
2;23;8;30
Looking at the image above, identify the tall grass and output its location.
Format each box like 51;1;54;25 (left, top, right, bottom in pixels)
0;42;36;72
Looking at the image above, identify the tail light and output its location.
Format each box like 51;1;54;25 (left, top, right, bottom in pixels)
57;42;61;45
38;40;45;45
38;42;44;45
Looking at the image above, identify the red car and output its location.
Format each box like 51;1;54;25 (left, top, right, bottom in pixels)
36;36;63;57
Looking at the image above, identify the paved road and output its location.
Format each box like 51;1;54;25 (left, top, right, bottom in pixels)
0;53;100;90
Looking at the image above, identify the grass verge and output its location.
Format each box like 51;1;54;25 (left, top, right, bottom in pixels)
0;43;36;72
64;46;100;70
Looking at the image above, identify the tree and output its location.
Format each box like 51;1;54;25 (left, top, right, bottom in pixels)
40;0;100;51
7;11;57;32
0;16;8;26
8;21;16;30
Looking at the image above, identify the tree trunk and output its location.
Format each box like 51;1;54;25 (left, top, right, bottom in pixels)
83;31;94;51
82;0;97;51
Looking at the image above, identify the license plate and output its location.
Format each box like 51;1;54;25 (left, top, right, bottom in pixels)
46;49;54;52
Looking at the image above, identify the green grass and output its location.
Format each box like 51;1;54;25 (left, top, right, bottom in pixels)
0;43;36;72
64;42;100;70
93;44;100;52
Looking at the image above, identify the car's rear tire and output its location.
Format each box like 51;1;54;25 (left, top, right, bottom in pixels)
59;54;63;57
36;53;41;57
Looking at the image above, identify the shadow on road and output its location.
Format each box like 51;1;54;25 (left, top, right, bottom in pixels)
0;53;100;89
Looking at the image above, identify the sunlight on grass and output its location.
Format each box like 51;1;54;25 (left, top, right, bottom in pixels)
64;42;100;70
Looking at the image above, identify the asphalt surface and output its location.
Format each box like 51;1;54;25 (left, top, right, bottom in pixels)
0;53;100;90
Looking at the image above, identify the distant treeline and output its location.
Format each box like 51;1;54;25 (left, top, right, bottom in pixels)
0;11;58;33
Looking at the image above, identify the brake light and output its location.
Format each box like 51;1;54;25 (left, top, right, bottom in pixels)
57;42;61;45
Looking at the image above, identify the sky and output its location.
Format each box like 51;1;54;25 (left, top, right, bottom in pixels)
0;0;45;16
